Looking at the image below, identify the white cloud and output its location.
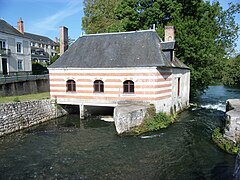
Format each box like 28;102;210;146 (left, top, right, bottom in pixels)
27;0;83;35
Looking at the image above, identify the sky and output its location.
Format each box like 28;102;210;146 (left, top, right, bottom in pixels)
0;0;239;52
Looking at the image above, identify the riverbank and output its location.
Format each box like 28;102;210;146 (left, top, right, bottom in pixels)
212;99;240;154
0;92;50;103
0;100;67;137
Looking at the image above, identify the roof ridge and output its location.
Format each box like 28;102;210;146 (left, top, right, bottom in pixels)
82;29;156;37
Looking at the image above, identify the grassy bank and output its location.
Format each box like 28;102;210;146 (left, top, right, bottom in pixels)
0;92;50;103
129;106;176;135
212;127;240;154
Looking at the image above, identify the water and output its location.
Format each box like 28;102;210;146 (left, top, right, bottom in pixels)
0;86;240;179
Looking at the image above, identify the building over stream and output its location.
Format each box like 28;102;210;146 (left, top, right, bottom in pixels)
48;26;190;116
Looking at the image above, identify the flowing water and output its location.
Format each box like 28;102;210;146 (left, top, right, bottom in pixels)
0;86;240;179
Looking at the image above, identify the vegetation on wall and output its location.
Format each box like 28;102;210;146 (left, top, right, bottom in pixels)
129;106;176;135
212;127;240;155
82;0;240;94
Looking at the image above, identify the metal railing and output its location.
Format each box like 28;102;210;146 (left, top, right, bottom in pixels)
0;48;11;56
0;73;49;84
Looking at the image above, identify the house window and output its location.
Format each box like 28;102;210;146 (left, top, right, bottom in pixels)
94;80;104;93
123;80;134;93
66;80;76;92
177;78;181;97
0;40;6;49
17;42;22;53
18;60;23;70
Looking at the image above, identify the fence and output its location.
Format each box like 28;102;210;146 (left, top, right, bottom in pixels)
0;73;49;85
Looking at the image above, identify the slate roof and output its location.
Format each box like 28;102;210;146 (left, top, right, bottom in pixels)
0;19;26;38
49;30;189;69
25;32;56;45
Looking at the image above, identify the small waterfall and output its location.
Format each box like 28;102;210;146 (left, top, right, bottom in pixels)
200;103;226;112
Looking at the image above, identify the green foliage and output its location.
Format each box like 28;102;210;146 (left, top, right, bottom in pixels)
130;111;175;135
32;62;48;75
13;97;20;102
50;54;60;64
82;0;240;94
222;55;240;86
212;127;240;154
82;0;122;33
145;112;174;131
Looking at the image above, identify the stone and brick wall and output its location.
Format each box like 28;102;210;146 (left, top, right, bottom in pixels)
0;100;67;137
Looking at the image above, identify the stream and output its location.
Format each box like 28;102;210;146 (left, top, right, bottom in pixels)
0;85;240;179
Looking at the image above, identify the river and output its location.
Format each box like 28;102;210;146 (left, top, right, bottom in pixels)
0;86;240;179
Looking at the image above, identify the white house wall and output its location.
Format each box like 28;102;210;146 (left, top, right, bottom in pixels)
0;32;31;76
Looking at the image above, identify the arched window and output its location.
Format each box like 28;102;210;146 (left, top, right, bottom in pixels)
123;80;134;93
94;80;104;93
66;80;76;92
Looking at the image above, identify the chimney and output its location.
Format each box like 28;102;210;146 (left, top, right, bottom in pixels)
55;37;59;44
164;26;174;42
60;26;68;55
18;18;24;34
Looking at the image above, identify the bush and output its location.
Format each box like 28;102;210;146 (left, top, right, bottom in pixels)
13;97;20;102
130;111;175;135
32;62;48;75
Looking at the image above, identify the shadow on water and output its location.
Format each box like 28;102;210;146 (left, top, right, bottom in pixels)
0;85;239;179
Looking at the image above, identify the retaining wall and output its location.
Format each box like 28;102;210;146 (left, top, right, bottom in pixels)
114;104;150;134
0;78;49;97
0;100;67;137
224;99;240;143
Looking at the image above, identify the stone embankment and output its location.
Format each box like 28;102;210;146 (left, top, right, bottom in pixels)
114;104;150;134
224;99;240;179
0;100;67;137
224;99;240;143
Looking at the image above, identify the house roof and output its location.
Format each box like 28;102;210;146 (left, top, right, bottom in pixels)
161;41;175;50
24;32;57;45
0;19;26;38
49;30;188;69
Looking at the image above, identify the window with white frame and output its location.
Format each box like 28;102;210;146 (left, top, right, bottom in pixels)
17;42;22;53
0;40;6;49
18;60;23;70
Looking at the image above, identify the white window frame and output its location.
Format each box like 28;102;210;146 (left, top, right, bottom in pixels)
18;59;23;70
0;39;6;49
17;42;22;53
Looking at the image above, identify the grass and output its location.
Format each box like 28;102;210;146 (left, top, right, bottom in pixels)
0;92;50;103
129;107;176;135
212;127;240;154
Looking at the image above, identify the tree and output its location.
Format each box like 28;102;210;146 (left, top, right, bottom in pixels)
82;0;240;94
82;0;122;33
222;55;240;86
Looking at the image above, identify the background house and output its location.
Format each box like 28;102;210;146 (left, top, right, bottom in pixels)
0;19;31;77
17;18;59;64
48;27;190;114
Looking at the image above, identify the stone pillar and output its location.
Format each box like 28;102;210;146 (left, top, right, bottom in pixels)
79;104;84;119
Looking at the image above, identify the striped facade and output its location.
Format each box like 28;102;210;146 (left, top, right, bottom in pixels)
49;67;190;113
